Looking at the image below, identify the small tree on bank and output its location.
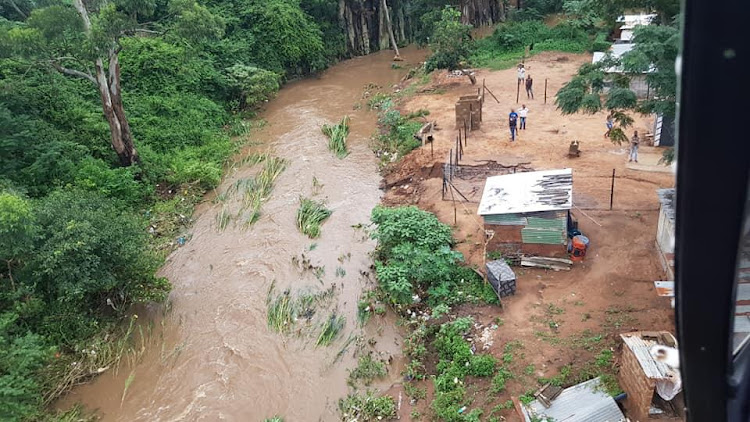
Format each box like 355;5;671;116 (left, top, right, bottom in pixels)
425;6;474;72
2;0;222;167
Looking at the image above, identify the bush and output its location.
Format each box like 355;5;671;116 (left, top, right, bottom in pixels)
224;64;281;110
468;354;498;377
371;206;453;255
28;190;170;344
425;6;473;71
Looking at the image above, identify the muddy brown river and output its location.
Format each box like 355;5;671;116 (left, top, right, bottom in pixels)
59;47;427;421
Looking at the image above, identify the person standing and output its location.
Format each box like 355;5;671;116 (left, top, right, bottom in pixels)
508;109;519;141
525;75;534;99
605;114;614;138
518;105;529;130
517;64;525;87
629;130;640;162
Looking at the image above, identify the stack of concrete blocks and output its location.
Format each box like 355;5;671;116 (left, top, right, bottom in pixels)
485;259;516;299
455;94;483;130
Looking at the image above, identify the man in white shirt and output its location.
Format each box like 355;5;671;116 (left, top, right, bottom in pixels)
517;64;525;86
518;104;529;130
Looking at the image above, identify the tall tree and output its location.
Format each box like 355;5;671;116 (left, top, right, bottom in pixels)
381;0;401;59
1;0;222;166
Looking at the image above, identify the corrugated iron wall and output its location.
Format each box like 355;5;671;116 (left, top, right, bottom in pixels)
484;211;568;246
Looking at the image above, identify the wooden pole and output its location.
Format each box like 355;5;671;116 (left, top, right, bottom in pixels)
610;169;616;210
544;79;548;104
464;119;468;139
484;84;501;103
516;79;520;104
430;138;433;158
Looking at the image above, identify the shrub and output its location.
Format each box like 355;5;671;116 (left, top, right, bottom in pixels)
224;64;281;110
338;392;396;421
468;355;498;377
425;6;474;71
28;190;170;344
371;206;453;256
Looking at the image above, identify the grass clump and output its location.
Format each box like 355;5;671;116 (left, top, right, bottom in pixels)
348;354;387;386
321;116;350;158
243;156;287;226
316;312;345;347
338;392;396;422
263;418;283;422
296;197;332;238
266;282;335;335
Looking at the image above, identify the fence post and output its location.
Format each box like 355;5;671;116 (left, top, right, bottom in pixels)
430;138;433;158
544;79;548;104
516;79;520;104
610;169;616;210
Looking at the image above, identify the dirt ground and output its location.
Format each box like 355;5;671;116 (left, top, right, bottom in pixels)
380;52;677;421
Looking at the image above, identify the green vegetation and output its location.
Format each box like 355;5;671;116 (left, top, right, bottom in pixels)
338;391;396;421
371;96;429;166
370;206;498;307
264;417;283;422
266;282;335;335
296;198;333;238
316;313;345;347
472;20;603;70
425;6;474;72
321;116;350;158
348;354;387;386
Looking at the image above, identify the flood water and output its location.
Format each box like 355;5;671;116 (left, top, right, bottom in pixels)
58;47;427;421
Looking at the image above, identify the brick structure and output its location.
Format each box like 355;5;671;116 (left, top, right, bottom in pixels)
618;332;684;421
455;94;483;130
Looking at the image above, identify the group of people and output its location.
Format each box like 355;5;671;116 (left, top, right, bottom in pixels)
505;64;642;163
507;64;534;142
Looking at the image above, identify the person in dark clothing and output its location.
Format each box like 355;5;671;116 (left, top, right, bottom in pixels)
525;75;534;99
508;109;519;141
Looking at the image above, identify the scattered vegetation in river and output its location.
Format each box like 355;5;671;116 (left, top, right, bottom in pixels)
321;116;350;158
296;197;333;238
243;157;287;226
238;151;269;167
216;205;231;230
316;312;346;347
335;267;346;278
338;391;396;422
263;417;283;422
265;282;336;335
348;353;387;386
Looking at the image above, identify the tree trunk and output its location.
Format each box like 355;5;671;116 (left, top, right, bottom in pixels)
73;0;138;166
381;0;401;60
107;54;138;165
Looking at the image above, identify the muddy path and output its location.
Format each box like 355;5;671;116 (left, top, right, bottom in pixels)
58;47;427;421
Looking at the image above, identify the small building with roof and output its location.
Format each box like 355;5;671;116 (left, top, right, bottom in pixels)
592;43;651;98
478;169;573;258
520;377;626;422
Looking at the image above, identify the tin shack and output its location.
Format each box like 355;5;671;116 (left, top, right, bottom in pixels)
478;168;573;258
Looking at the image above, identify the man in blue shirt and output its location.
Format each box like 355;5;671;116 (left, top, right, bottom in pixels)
508;109;519;141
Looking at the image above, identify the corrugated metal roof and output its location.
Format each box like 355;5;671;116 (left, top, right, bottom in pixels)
478;169;573;216
522;377;626;422
484;213;528;225
621;333;674;379
616;13;657;28
486;259;516;282
657;189;676;223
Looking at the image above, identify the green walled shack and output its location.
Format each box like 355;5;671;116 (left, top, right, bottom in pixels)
478;168;573;258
